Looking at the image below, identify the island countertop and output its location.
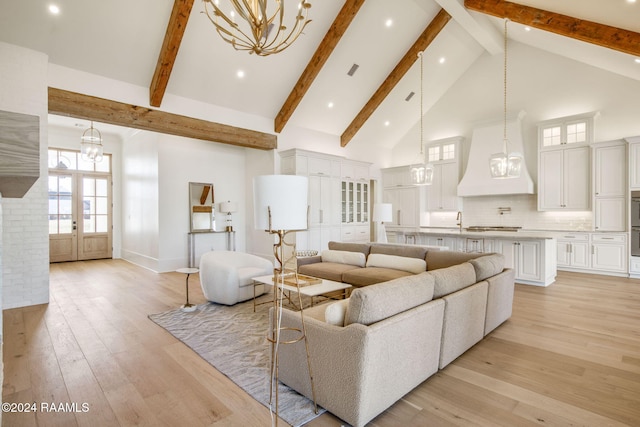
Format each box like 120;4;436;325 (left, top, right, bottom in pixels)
388;227;557;240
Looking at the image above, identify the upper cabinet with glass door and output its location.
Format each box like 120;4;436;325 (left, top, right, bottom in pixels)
538;112;597;151
425;137;462;212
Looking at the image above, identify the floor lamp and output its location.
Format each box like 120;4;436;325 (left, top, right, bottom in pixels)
373;203;393;243
253;175;317;425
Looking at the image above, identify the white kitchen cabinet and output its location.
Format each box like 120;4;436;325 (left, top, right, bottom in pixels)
591;234;627;273
381;166;410;188
556;233;590;269
592;141;626;231
309;175;340;228
280;149;369;252
593;142;626;197
496;238;556;286
501;240;542;282
427;162;461;211
425;138;462;212
342;181;369;224
627;138;640;190
424;235;458;250
464;237;494;253
383;187;421;227
538;146;590;211
594;198;626;231
341;224;369;242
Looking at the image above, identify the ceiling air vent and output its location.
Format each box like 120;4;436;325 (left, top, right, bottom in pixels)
405;91;415;101
347;63;359;76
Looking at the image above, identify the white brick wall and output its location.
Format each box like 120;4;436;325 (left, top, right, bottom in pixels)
0;42;50;313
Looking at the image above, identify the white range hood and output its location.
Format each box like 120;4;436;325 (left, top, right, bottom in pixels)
457;111;534;197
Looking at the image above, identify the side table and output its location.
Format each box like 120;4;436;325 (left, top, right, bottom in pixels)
176;267;199;312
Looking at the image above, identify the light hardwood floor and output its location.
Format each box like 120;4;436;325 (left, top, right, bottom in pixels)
3;260;640;426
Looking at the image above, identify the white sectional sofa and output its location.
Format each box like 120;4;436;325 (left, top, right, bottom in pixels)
275;250;514;427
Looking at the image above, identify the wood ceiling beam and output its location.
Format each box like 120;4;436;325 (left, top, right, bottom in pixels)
149;0;195;108
464;0;640;58
274;0;366;134
49;88;277;150
340;8;451;147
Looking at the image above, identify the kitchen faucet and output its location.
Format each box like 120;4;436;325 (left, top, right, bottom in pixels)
456;211;462;232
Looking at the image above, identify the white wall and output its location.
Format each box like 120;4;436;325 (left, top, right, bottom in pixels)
121;130;161;269
0;42;50;311
158;134;247;271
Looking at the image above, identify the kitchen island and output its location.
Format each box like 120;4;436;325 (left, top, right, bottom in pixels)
387;227;557;287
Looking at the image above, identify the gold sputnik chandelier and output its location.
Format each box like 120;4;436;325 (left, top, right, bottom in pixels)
202;0;312;56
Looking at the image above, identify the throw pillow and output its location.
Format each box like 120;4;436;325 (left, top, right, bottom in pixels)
365;253;426;274
324;299;349;326
321;249;366;267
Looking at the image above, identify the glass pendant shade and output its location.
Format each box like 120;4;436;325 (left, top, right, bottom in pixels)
490;146;522;179
410;161;434;185
80;123;103;163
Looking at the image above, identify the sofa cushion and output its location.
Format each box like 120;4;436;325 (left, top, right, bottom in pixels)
342;267;414;287
469;253;505;281
365;253;426;274
321;249;366;267
324;299;350;326
345;272;435;326
431;262;477;298
299;262;361;282
328;241;371;257
370;243;428;259
425;250;484;271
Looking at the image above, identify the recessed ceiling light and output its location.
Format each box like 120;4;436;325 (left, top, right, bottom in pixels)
635;58;640;64
627;0;636;4
524;26;532;32
385;19;393;27
327;102;334;109
439;57;446;64
48;4;60;14
236;70;245;78
384;121;390;127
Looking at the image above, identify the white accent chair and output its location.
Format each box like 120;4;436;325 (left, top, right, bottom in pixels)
199;251;273;305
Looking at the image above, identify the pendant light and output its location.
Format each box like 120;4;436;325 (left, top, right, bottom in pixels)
490;19;522;179
409;51;433;186
80;121;104;163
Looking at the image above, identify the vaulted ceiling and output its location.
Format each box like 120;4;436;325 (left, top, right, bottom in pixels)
1;0;639;151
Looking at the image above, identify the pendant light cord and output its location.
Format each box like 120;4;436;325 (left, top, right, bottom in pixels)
419;51;424;156
503;19;508;152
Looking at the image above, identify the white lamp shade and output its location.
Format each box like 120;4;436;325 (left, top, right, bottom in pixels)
253;175;309;231
219;201;237;213
373;203;393;223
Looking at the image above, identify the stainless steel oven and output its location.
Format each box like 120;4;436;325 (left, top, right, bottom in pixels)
632;193;640;256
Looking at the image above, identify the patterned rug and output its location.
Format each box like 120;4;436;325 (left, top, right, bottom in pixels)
148;296;324;427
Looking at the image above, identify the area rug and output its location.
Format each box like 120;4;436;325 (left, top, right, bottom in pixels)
148;296;325;427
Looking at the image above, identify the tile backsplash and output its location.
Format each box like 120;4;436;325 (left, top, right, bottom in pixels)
425;194;593;231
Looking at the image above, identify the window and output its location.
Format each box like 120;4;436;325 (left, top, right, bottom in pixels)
538;113;595;149
427;146;440;163
48;149;111;173
426;141;457;162
442;143;455;160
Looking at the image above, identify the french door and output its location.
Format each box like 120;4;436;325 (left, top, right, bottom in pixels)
49;154;112;262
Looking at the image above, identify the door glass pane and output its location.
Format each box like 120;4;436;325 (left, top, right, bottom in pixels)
48;175;73;235
96;215;108;232
96;197;108;215
84;178;95;196
96;178;107;196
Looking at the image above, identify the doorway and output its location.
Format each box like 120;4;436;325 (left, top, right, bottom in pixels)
48;148;113;262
